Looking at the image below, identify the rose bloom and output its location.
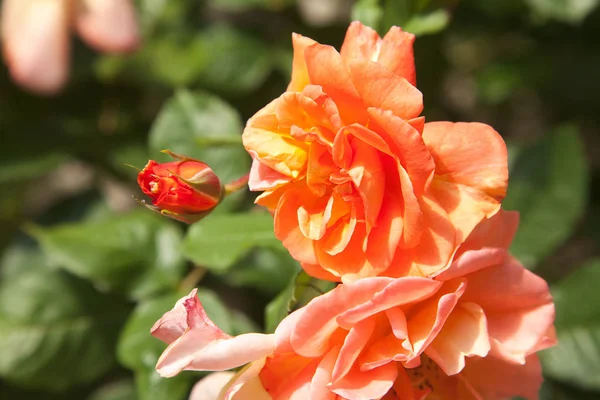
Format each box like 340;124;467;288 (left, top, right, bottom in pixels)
242;21;508;283
151;210;555;400
2;0;139;94
138;157;223;222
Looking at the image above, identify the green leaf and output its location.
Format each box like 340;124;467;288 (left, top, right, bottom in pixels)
382;0;413;31
403;9;450;37
148;89;250;211
503;126;588;269
540;260;600;390
223;248;300;296
88;380;137;400
135;367;192;400
31;210;187;300
182;212;283;271
196;24;273;95
0;246;129;391
265;271;336;333
524;0;599;24
351;0;384;31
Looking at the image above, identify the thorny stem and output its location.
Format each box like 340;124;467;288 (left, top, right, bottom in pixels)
224;172;250;195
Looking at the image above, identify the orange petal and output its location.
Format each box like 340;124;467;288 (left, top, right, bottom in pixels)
242;126;308;178
378;26;417;86
288;33;318;92
390;193;456;278
367;108;434;197
274;187;319;265
2;0;70;94
425;302;490;376
304;44;368;124
315;222;377;282
422;121;508;242
340;21;382;65
348;136;385;229
75;0;140;53
348;62;423;121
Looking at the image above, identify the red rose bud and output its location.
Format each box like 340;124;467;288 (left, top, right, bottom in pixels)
137;153;223;223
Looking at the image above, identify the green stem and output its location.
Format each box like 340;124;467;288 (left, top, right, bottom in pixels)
179;266;207;292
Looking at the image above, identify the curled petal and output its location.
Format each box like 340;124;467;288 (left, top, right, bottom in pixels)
151;289;275;377
425;302;491;376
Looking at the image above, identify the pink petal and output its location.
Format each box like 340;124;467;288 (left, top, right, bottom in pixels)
291;277;394;357
190;372;235;400
151;290;275;377
329;362;398;400
337;277;442;328
75;0;140;53
461;256;555;364
2;0;70;94
406;279;467;362
151;289;227;344
461;355;543;400
425;302;491;376
248;157;291;191
331;318;376;383
222;360;272;400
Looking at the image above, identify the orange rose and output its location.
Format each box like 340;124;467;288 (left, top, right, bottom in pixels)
242;22;508;282
137;153;223;223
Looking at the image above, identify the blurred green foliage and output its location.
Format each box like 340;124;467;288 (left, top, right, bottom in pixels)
0;0;599;398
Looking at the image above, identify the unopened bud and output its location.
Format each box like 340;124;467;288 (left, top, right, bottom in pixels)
137;152;223;223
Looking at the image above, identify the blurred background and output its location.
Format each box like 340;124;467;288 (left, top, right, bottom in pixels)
0;0;599;399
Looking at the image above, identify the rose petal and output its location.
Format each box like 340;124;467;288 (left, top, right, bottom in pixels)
422;122;508;242
288;33;318;92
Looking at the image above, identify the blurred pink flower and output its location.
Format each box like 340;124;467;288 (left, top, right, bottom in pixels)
1;0;139;94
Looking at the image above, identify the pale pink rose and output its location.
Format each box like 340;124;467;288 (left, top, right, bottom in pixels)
152;211;556;400
1;0;139;94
